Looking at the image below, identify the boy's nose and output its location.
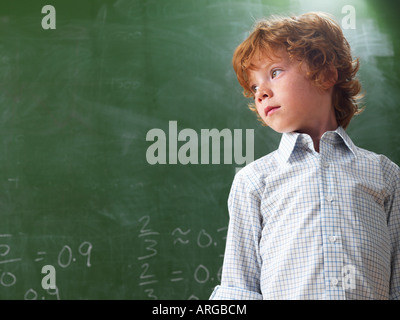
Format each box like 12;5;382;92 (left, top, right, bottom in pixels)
256;87;272;103
257;93;268;103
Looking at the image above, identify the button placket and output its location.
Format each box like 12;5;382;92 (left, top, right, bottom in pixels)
319;147;345;299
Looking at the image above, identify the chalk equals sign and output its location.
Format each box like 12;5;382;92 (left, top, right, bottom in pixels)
170;270;184;282
34;252;46;262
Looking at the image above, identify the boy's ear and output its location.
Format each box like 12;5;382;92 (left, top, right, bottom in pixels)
322;66;338;89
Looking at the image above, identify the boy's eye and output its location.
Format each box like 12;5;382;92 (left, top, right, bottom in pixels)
251;85;259;93
271;69;282;79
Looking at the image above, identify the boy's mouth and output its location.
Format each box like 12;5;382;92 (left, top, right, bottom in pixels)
264;106;280;117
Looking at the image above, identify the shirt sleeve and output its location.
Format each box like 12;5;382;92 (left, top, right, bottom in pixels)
385;159;400;300
210;167;263;300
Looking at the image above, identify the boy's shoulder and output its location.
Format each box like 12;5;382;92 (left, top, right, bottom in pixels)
354;144;399;180
233;150;279;190
238;151;278;175
353;141;398;166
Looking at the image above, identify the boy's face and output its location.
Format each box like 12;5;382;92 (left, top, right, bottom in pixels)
246;50;337;136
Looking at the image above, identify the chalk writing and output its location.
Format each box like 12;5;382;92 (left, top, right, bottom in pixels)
138;215;159;299
1;217;225;300
171;228;191;245
0;234;93;299
136;216;227;299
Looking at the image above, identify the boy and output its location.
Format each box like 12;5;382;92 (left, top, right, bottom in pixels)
210;12;400;300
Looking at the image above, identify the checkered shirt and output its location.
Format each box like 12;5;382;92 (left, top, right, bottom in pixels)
210;127;400;300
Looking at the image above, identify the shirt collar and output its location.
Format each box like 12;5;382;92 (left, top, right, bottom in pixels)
327;126;357;156
275;126;357;165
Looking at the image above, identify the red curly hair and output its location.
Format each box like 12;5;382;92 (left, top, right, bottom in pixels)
232;12;363;129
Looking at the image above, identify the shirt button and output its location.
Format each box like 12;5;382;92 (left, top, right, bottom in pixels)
329;235;337;243
325;195;334;202
322;161;330;168
331;278;338;286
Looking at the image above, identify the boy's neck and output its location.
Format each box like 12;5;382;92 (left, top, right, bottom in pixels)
295;111;338;153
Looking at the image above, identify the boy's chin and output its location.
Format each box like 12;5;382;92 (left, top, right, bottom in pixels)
266;123;293;134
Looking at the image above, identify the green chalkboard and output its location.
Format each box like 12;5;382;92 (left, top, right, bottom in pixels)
0;0;399;299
